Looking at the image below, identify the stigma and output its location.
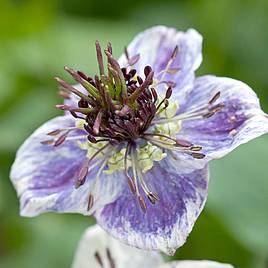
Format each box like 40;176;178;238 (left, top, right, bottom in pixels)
41;41;224;213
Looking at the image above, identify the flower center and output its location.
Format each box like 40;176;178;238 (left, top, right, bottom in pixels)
55;48;171;143
42;41;224;213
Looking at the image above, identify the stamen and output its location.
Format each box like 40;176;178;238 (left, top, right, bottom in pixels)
54;131;69;147
93;110;103;135
137;167;159;205
55;104;95;114
143;132;177;144
47;129;62;136
87;194;94;211
147;192;159;205
131;145;159;207
115;105;131;116
124;46;129;60
138;195;147;213
145;136;206;159
155;80;177;88
107;42;113;54
75;158;90;188
95;41;105;76
58;89;71;99
171;45;179;59
190;145;203;151
127;68;154;103
159;45;179;81
40;139;54;145
130;145;146;212
153;93;224;125
105;50;128;99
94;251;104;268
176;139;193;147
86;155;111;211
106;248;116;268
64;66;100;99
155;86;173;115
124;143;136;195
75;144;110;188
209;91;221;105
190;152;206;159
55;77;93;102
124;46;140;66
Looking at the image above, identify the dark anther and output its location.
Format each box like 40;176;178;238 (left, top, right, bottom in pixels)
165;86;172;99
128;69;136;78
124;46;129;60
127;176;137;195
144;65;152;77
176;139;193;147
40;139;54;145
94;251;104;268
77;70;89;81
128;54;140;66
164;99;169;108
171;45;179;59
87;134;97;143
137;76;143;85
190;145;202;151
106;248;116;268
191;152;206;159
87;194;94;211
121;67;127;76
78;99;89;108
75;160;89;188
208;91;221;105
47;129;61;136
54;132;68;147
147;192;159;204
138;195;147;213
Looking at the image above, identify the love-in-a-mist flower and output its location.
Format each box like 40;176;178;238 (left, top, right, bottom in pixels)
72;225;234;268
10;26;268;255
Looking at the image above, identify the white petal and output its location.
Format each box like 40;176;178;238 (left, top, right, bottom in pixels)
71;225;163;268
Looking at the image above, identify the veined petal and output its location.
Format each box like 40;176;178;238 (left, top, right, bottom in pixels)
94;154;209;255
118;26;203;100
178;75;268;159
72;225;163;268
158;260;234;268
10;116;124;217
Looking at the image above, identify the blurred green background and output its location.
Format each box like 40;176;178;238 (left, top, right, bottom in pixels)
0;0;268;267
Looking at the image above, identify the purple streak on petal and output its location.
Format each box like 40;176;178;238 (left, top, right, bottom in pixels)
95;155;208;255
177;75;268;158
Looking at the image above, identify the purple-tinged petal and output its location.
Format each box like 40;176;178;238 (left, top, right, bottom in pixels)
177;75;268;159
118;26;203;100
158;260;234;268
72;225;163;268
94;154;209;255
10;116;125;217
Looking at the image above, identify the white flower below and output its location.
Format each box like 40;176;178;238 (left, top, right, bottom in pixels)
72;225;234;268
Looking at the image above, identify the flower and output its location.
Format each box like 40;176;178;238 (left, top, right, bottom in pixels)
72;225;234;268
10;26;268;255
